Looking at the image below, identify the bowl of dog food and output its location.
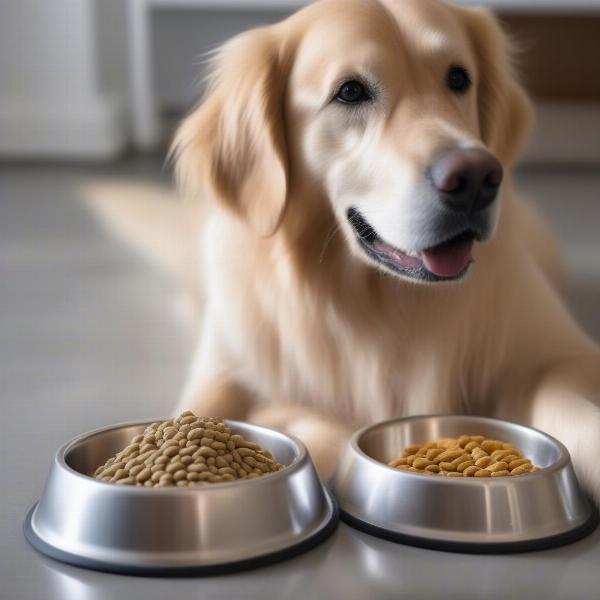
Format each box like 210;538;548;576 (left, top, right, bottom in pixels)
332;415;597;552
24;412;338;575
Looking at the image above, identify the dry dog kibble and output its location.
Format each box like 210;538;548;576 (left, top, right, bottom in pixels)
388;435;537;477
93;412;284;487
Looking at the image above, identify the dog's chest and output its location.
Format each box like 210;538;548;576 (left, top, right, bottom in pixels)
233;290;465;423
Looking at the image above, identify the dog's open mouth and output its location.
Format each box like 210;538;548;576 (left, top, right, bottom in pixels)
347;207;476;281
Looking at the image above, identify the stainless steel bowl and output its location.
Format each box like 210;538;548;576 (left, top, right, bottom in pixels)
24;420;337;575
333;415;597;552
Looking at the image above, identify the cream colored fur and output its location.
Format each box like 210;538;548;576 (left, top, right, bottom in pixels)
88;0;600;501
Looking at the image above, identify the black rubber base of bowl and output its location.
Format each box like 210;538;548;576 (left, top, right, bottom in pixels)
340;507;599;554
23;493;339;577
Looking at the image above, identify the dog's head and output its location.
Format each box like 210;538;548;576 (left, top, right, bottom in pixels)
173;0;532;283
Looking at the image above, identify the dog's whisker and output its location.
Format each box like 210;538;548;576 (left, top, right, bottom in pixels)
319;222;342;264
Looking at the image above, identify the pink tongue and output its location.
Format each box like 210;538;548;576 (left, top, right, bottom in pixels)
422;239;474;277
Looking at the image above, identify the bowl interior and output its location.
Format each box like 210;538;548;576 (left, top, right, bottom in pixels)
358;416;562;469
65;421;300;478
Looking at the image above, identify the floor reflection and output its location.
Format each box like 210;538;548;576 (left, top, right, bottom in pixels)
33;521;600;600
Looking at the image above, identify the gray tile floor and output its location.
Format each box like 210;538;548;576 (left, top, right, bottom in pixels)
1;157;599;599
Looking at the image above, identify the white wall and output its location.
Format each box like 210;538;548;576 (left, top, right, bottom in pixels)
0;0;126;160
152;9;289;111
0;1;597;161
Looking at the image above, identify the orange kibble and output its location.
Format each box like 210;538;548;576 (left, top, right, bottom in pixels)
389;435;537;478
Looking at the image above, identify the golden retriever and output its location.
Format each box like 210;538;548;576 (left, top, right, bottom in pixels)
89;0;600;500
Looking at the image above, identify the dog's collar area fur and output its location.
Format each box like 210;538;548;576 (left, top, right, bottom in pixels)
346;207;476;282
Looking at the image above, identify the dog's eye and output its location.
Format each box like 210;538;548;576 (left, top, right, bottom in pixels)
446;65;471;93
336;80;370;104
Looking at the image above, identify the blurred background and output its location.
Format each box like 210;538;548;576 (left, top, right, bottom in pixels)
0;0;599;433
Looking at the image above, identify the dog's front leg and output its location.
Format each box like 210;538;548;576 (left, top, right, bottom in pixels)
526;353;600;505
175;326;254;419
176;374;253;421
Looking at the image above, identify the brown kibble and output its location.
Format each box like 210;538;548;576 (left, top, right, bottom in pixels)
198;446;217;458
450;454;471;466
426;448;444;461
166;461;185;474
464;441;480;452
163;427;177;440
129;464;144;477
173;470;187;482
491;470;510;477
162;446;179;458
502;454;519;464
187;428;203;441
136;467;151;482
187;463;208;473
218;467;236;476
457;460;475;473
487;461;509;472
490;450;513;462
481;440;502;453
151;471;164;483
439;462;457;472
115;477;136;485
436;449;464;463
457;435;471;448
388;435;536;479
93;412;283;486
474;469;491;477
511;463;534;475
110;469;127;482
472;448;488;461
462;465;480;477
161;439;179;449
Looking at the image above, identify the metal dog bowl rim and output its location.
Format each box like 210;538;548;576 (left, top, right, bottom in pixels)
24;418;339;576
351;414;570;484
335;414;598;553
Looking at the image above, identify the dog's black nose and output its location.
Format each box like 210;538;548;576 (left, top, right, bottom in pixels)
430;148;503;213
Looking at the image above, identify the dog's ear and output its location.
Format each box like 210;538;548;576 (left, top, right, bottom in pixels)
172;27;289;237
459;8;533;165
